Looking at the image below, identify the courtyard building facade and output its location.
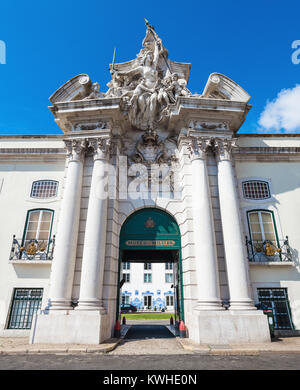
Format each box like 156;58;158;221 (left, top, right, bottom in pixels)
0;24;299;344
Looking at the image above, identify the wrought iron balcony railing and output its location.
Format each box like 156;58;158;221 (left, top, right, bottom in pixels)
245;236;292;263
9;235;55;261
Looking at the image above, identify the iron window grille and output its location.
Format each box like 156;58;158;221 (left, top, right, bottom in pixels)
257;288;294;330
242;180;270;200
31;180;58;198
7;288;43;329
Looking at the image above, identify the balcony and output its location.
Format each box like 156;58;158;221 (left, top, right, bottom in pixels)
245;236;293;264
9;235;55;263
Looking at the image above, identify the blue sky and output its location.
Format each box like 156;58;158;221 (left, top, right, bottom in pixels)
0;0;299;135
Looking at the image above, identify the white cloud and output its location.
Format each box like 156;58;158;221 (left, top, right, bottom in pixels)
258;85;300;133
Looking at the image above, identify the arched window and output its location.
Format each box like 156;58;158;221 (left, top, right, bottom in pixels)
242;180;270;200
30;180;58;198
23;209;54;245
247;210;278;243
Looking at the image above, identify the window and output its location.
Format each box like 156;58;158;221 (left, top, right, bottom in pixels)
7;288;43;329
23;209;54;246
144;273;152;283
31;180;58;198
165;263;173;270
242;180;270;200
247;210;277;246
257;288;293;330
122;262;130;270
166;295;174;306
165;273;173;283
122;295;130;304
143;295;152;308
144;263;152;270
122;273;130;283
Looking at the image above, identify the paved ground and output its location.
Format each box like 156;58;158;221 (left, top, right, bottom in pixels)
1;319;300;358
109;324;190;355
0;352;300;370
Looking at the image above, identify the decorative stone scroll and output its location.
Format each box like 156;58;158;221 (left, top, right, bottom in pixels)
65;139;87;162
187;137;212;161
213;138;237;161
88;137;111;161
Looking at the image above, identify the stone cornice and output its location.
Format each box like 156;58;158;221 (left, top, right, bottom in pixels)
233;146;300;161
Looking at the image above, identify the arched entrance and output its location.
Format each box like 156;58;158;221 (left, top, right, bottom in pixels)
116;208;184;329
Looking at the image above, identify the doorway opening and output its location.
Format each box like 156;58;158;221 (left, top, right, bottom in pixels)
116;208;184;337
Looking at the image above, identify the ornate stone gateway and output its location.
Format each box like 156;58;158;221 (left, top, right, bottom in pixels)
30;20;271;345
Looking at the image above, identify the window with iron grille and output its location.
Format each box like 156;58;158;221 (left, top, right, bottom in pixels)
257;288;294;330
242;181;270;200
31;180;58;198
7;288;43;329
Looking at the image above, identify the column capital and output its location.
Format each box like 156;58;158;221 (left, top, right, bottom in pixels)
65;139;87;162
187;137;213;161
213;138;237;162
88;137;111;161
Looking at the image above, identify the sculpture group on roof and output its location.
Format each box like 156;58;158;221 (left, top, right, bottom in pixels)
103;21;192;130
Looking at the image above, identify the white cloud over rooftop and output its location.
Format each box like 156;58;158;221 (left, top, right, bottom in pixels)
258;84;300;133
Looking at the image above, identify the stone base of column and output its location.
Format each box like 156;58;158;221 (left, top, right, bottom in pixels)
75;299;106;312
29;310;110;345
229;299;257;311
47;298;73;311
193;300;224;311
187;310;271;345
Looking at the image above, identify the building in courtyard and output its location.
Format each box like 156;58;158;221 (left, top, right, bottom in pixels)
0;23;299;345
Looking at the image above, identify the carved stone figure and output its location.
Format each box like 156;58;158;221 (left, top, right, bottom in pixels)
83;82;102;100
103;22;193;131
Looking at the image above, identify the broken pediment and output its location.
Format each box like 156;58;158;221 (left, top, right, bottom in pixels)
202;73;251;103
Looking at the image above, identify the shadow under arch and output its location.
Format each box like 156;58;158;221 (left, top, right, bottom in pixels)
116;207;184;324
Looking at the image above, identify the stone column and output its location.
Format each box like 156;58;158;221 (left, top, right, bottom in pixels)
214;138;255;310
188;138;223;310
76;137;111;311
48;139;86;310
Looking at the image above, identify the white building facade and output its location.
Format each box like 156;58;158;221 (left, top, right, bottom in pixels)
0;25;299;345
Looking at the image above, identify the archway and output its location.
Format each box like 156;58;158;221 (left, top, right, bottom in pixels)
116;208;184;332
